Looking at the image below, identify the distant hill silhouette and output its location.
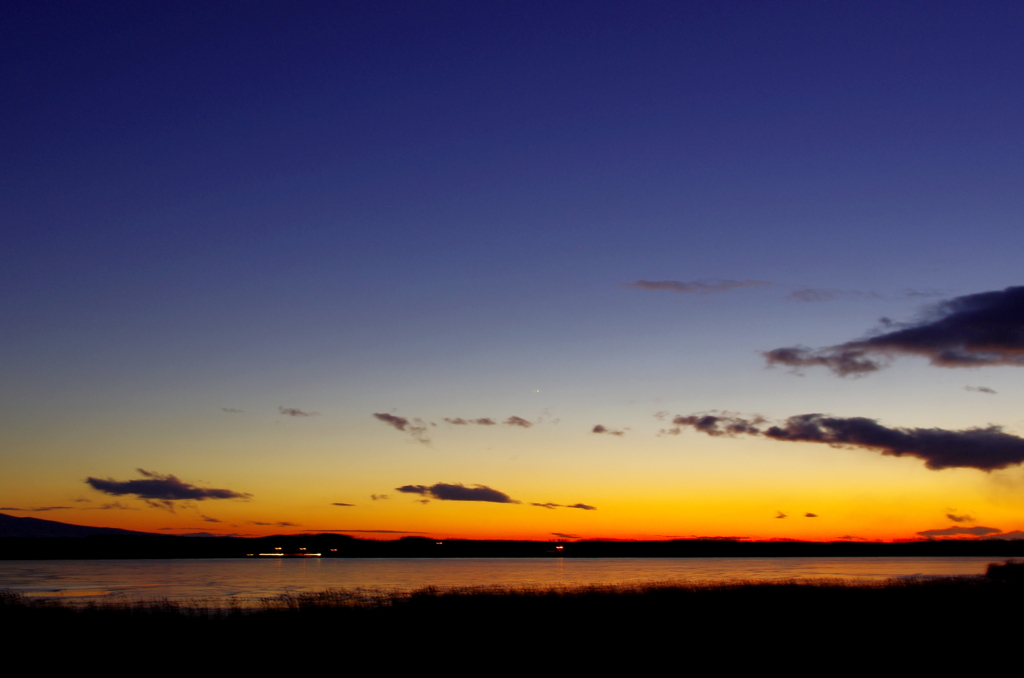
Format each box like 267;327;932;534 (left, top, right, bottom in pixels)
0;512;159;538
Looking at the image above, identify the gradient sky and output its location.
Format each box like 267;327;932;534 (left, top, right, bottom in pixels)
3;1;1024;541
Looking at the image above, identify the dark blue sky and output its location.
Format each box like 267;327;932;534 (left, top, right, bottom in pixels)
2;1;1023;538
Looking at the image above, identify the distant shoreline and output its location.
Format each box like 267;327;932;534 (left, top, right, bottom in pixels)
3;534;1024;560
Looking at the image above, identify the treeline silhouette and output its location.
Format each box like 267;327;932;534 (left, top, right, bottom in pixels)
3;533;1024;559
4;578;1022;674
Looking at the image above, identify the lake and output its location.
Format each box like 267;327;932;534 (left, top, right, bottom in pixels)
0;556;1000;603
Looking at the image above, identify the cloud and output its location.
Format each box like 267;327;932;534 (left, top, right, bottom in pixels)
776;511;788;519
249;521;299;527
530;502;597;511
221;407;243;413
200;515;222;523
764;286;1024;376
805;513;818;518
279;406;318;417
624;279;771;294
946;513;975;523
0;506;72;512
966;386;997;394
395;482;520;504
672;412;1024;471
85;469;252;503
370;494;389;501
916;525;1002;538
331;502;355;507
373;413;430;443
92;502;138;510
504;416;532;428
592;425;625;436
552;533;580;539
983;530;1024;540
785;288;880;303
444;417;497;425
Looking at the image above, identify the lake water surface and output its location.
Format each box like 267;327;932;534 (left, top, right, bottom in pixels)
0;556;999;603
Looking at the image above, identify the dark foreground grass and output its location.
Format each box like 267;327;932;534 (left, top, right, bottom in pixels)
6;578;1023;674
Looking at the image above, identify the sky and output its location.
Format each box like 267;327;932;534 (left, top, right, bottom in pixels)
3;1;1024;541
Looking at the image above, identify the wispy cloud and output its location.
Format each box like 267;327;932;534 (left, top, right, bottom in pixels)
221;407;243;413
776;511;788;519
592;424;625;436
917;525;1002;538
249;521;300;527
946;513;975;523
624;279;771;294
764;286;1024;376
331;502;355;507
370;494;389;501
279;406;318;417
395;482;520;504
785;288;880;303
373;412;430;443
504;416;533;428
530;502;597;510
444;417;497;425
965;386;997;394
671;412;1024;471
0;506;73;512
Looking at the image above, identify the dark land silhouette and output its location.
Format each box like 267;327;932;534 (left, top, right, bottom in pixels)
4;578;1023;674
3;513;1024;559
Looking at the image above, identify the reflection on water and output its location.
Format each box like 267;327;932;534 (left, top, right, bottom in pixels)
0;556;996;602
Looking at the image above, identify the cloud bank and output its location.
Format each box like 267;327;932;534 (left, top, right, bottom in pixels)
764;286;1024;376
395;483;520;504
670;412;1024;471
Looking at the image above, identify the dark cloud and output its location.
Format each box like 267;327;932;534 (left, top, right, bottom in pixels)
444;417;497;425
504;416;532;428
279;406;318;417
917;525;1002;538
805;513;818;518
765;286;1024;376
249;521;299;527
776;511;787;519
624;279;771;294
965;386;997;394
673;411;1024;472
370;494;389;501
395;482;519;504
0;506;72;512
145;499;177;512
670;414;765;436
531;502;560;509
85;469;252;502
566;503;597;511
331;502;355;507
946;513;975;523
552;533;580;539
786;288;880;303
200;515;222;523
592;425;625;436
373;413;430;443
312;529;430;534
221;407;243;413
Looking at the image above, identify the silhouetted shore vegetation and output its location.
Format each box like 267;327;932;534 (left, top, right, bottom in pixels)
6;577;1023;673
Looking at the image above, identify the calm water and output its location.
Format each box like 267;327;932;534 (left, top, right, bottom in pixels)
0;556;998;603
